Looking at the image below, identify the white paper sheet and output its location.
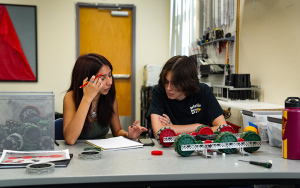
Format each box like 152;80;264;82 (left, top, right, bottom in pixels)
86;136;143;151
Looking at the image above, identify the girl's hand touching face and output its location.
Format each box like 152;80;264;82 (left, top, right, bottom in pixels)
82;75;102;100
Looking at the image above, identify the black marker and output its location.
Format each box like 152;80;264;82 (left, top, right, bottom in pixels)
54;140;59;146
238;160;272;168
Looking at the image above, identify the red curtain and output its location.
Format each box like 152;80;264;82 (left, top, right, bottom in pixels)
0;5;36;81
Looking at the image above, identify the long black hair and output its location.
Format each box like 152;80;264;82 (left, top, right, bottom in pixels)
67;53;116;132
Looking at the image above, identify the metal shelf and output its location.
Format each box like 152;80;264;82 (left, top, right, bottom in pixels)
198;36;235;46
213;85;261;102
213;85;261;91
216;97;259;102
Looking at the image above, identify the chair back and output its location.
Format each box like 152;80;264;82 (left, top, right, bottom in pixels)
55;118;64;140
147;119;155;138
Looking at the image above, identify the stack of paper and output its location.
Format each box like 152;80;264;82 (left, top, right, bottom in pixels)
86;136;143;151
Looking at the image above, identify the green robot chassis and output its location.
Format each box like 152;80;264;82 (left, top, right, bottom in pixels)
156;126;262;158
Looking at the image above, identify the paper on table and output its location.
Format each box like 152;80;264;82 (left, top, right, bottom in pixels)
86;136;143;151
0;149;70;164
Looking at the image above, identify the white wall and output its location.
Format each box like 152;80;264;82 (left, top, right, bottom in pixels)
0;0;170;122
239;0;300;105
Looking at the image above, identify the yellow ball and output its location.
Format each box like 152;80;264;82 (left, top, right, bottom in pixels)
244;126;258;134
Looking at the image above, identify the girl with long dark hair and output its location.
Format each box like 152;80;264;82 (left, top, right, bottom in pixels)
63;53;147;145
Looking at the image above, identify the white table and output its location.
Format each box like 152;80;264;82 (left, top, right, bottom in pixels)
218;100;284;111
0;140;299;187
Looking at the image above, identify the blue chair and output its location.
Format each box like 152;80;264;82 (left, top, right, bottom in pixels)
55;118;64;140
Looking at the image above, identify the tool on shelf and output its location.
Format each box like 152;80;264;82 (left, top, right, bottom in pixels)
225;41;229;65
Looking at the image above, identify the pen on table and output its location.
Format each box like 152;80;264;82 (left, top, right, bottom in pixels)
79;73;103;88
54;140;59;146
238;160;272;168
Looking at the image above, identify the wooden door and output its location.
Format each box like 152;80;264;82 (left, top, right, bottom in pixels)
79;7;132;130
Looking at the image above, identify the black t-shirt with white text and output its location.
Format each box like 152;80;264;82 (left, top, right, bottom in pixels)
146;83;224;126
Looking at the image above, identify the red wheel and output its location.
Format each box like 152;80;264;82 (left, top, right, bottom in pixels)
204;140;213;152
238;138;245;142
219;126;235;133
198;127;214;135
158;128;176;147
191;132;198;136
19;105;41;123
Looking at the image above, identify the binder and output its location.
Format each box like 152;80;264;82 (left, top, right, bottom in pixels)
0;154;73;169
